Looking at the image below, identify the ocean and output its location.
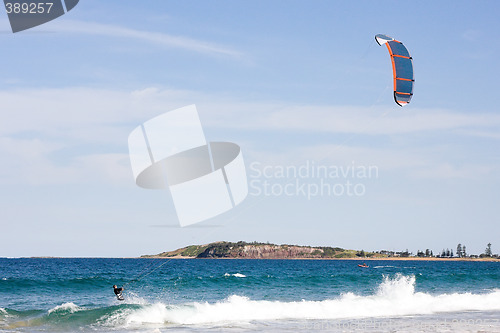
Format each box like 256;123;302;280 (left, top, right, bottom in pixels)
1;258;499;332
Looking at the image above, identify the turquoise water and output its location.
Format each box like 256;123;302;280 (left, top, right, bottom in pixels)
1;258;499;332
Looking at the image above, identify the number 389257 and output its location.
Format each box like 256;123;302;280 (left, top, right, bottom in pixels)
5;2;54;14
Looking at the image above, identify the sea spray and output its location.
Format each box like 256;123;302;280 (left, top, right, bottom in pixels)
377;274;416;299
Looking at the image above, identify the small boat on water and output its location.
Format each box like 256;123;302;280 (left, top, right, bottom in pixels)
358;263;369;268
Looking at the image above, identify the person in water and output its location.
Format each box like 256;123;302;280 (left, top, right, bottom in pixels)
113;285;124;300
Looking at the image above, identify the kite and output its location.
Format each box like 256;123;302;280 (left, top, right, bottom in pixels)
375;34;414;106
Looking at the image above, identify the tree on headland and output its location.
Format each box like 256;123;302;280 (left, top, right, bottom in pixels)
356;250;366;257
400;249;410;257
484;243;492;257
456;243;467;258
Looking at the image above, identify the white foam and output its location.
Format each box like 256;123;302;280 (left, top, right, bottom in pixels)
48;302;82;314
233;273;246;278
224;273;246;278
117;274;500;327
0;307;15;321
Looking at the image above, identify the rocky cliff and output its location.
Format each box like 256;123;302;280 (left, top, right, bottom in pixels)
143;241;363;259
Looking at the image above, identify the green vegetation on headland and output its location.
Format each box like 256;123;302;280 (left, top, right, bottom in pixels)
142;241;500;260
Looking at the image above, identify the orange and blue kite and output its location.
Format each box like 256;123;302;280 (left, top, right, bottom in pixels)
375;34;414;107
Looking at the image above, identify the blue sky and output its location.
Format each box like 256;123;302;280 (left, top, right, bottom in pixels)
1;1;499;257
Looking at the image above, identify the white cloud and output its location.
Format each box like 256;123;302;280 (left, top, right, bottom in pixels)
0;87;205;186
4;87;500;138
0;137;131;186
0;87;188;140
201;104;500;135
1;86;499;185
75;153;132;185
412;163;497;180
245;143;498;181
52;20;243;58
457;129;500;140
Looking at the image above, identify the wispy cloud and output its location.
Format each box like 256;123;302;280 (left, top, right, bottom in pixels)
462;29;482;42
246;142;500;182
115;88;500;136
4;87;500;138
51;20;242;58
200;104;500;137
1;86;499;185
0;136;131;185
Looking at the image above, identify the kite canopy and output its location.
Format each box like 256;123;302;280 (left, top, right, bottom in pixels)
375;34;414;107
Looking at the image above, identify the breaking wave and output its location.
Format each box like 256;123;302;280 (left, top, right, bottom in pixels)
3;274;500;330
112;274;500;328
47;302;82;314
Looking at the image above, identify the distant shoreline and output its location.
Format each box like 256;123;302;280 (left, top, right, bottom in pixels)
140;241;500;261
141;256;500;262
3;256;499;262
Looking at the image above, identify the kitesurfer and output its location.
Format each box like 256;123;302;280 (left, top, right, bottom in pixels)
113;285;124;300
